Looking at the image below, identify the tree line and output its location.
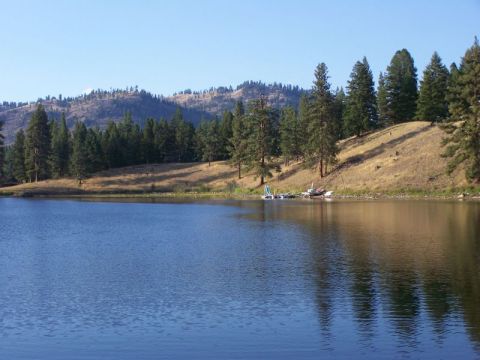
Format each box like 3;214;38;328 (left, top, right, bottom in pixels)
0;38;479;184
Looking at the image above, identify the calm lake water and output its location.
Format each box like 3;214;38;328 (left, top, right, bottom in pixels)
0;198;479;359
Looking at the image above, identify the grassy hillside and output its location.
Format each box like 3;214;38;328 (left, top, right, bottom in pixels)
1;82;303;144
167;81;304;115
0;91;208;144
1;121;474;197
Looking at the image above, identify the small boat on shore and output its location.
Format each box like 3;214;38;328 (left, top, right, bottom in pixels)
262;185;275;200
262;185;296;200
302;184;334;199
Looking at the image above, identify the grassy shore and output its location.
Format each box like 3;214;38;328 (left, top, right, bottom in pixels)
2;187;479;200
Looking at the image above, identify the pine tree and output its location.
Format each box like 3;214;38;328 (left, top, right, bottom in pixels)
344;57;378;136
24;104;51;182
218;111;233;160
377;72;390;126
442;38;480;181
416;52;449;122
102;121;123;168
229;101;248;179
141;118;156;164
12;130;26;182
197;119;220;166
384;49;418;123
298;94;310;155
50;113;70;177
446;62;468;121
194;119;207;161
245;98;276;185
3;146;14;183
70;121;88;179
304;63;338;177
279;106;301;165
171;109;195;162
332;87;346;140
118;112;141;166
85;128;105;173
154;119;173;162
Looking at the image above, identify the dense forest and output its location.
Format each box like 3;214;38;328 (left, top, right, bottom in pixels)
0;38;479;185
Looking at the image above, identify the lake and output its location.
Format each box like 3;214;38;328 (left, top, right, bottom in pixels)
0;198;479;359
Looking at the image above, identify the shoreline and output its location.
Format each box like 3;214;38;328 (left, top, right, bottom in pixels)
1;188;479;201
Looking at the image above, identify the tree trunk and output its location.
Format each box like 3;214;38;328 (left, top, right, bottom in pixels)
320;158;324;178
238;162;241;179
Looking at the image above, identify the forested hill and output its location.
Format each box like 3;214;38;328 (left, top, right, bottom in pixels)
167;81;305;115
0;89;209;144
0;82;306;144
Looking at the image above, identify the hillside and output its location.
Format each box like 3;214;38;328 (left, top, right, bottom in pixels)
0;90;209;144
0;82;305;144
167;81;305;115
1;122;471;197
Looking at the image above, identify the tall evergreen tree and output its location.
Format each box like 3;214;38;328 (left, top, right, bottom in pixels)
344;57;378;136
197;119;220;166
194;119;207;161
118;112;141;166
416;52;449;122
298;94;310;155
304;63;338;177
24;104;51;182
442;38;480;181
154;118;173;162
12;130;26;182
218;111;233;160
377;72;390;126
84;128;105;173
141;118;156;164
245;98;276;185
3;146;14;183
102;121;123;168
384;49;418;123
279;106;301;165
50;113;70;177
229;101;248;179
446;62;468;121
171;108;195;162
332;87;346;140
70;122;88;179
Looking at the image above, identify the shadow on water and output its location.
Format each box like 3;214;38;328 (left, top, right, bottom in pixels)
240;200;480;352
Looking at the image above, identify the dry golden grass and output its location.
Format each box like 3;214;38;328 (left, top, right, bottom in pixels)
0;121;469;196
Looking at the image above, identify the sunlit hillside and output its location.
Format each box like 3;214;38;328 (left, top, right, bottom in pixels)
0;121;469;196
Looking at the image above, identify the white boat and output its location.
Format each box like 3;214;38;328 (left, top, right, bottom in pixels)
324;191;334;198
302;183;333;199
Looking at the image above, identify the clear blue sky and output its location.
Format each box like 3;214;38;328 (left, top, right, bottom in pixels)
1;0;478;102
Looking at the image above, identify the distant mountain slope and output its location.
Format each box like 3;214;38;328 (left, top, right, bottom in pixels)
0;81;306;144
167;81;306;115
0;90;209;144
